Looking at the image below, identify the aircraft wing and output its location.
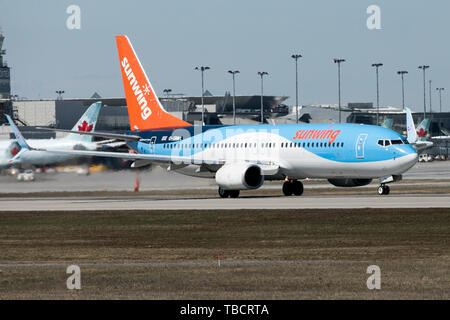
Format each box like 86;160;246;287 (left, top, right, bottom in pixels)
30;147;279;168
35;148;279;176
19;146;227;165
414;141;434;153
431;135;450;141
36;127;141;141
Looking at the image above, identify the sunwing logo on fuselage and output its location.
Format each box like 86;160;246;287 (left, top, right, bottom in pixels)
293;129;341;143
121;57;152;120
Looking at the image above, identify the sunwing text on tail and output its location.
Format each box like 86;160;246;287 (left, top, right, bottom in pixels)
116;35;191;131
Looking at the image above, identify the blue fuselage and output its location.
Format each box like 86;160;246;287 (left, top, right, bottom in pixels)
125;123;418;179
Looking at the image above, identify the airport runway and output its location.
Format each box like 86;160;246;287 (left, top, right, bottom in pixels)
1;194;449;211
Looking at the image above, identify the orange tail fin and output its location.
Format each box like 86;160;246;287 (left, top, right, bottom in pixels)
116;35;191;131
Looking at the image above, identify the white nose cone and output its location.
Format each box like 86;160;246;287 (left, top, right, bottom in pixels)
396;152;418;174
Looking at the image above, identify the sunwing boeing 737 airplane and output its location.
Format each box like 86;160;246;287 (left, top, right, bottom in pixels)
10;35;419;197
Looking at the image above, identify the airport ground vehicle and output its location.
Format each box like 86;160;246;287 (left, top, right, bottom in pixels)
16;169;34;181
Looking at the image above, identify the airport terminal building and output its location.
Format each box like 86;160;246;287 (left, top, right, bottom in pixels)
1;93;289;139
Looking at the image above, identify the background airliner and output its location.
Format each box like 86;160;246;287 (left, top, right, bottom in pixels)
11;35;419;197
2;102;102;168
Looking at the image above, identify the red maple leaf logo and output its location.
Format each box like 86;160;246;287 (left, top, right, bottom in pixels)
10;147;19;156
417;128;427;138
78;121;93;132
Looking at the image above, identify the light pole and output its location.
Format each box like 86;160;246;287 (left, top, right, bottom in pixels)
436;87;444;113
228;70;239;125
291;54;302;124
257;71;268;124
429;80;432;117
195;66;210;126
397;71;408;110
163;88;172;98
333;58;345;123
55;90;65;100
418;65;430;119
371;63;383;126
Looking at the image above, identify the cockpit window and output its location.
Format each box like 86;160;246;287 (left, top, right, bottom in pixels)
402;139;409;144
378;139;398;147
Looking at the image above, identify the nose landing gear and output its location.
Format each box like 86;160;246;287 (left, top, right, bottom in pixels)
377;184;390;195
377;175;400;195
282;179;304;196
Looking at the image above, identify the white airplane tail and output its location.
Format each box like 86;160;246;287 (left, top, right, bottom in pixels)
405;108;433;152
405;108;417;144
64;102;102;142
4;114;32;163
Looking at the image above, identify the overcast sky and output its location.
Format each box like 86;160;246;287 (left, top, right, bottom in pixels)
1;0;449;112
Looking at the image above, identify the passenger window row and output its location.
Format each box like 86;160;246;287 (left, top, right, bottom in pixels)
162;142;278;149
281;142;344;148
162;141;344;149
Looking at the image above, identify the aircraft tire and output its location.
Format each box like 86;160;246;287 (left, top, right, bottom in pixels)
377;186;384;195
229;190;240;198
282;181;293;196
218;187;230;198
292;180;304;196
378;185;390;195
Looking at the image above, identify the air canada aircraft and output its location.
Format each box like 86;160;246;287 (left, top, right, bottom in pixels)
2;102;102;168
10;35;420;197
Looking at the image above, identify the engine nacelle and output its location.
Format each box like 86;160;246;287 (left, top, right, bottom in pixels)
215;163;264;190
327;178;372;187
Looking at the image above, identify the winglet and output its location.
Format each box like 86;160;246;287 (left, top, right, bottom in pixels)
405;108;417;144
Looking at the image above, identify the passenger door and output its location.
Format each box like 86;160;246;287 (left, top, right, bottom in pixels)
149;136;157;153
355;134;368;159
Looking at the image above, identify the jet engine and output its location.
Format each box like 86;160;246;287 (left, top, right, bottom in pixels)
327;178;372;187
215;163;264;190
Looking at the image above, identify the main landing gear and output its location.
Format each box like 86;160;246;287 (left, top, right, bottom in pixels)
218;187;240;198
377;184;390;195
282;180;304;196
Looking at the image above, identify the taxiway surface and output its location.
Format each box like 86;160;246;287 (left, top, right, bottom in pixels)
1;194;449;211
